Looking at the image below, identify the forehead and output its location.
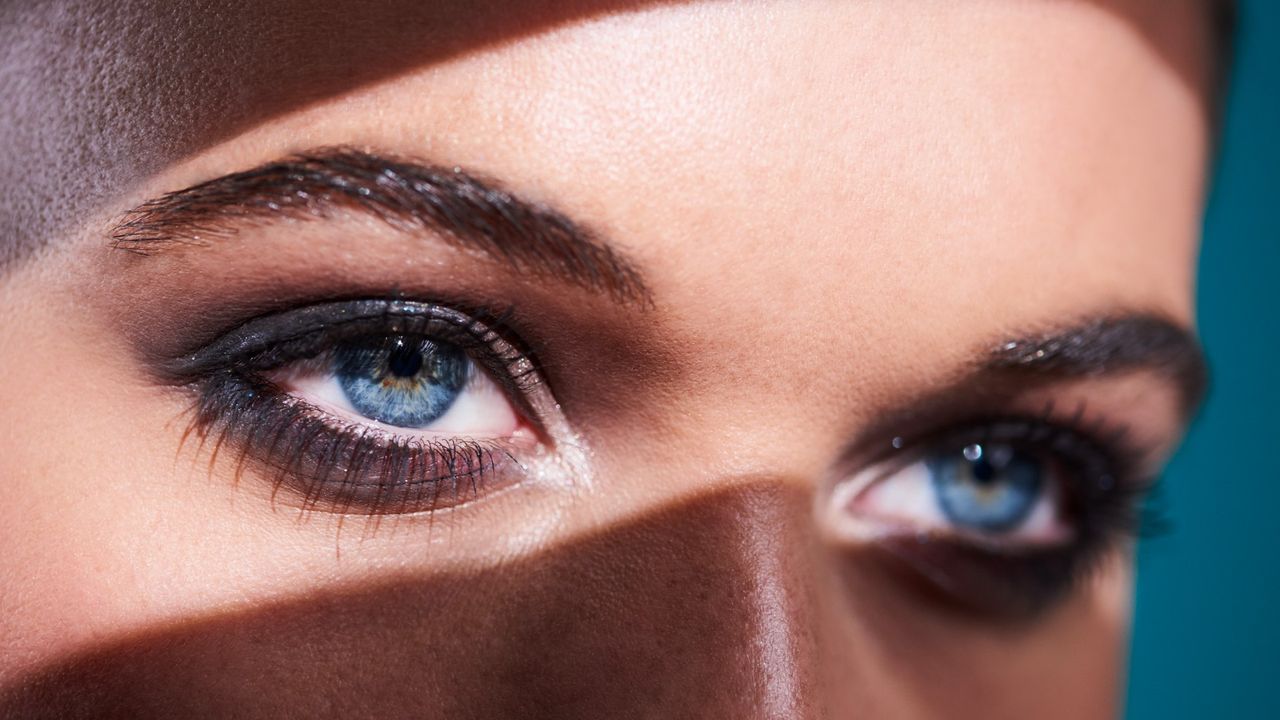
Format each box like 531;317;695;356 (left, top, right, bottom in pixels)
0;0;1212;276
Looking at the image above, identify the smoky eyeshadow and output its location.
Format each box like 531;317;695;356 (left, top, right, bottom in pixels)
859;537;1102;621
159;299;495;379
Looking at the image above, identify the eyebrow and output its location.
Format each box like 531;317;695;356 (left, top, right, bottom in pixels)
109;148;652;305
987;314;1207;417
853;315;1207;455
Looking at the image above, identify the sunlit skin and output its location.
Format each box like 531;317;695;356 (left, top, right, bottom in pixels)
0;1;1215;717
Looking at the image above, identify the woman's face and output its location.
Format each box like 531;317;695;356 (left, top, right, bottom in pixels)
0;1;1213;717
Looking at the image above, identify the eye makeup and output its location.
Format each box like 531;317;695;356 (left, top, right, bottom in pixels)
159;298;556;516
825;403;1160;619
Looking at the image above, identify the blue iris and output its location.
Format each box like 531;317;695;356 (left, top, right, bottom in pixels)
926;443;1043;533
334;336;468;428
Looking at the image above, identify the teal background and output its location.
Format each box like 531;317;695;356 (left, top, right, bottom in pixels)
1128;1;1280;717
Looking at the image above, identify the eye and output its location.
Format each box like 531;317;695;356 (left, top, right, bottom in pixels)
272;335;522;437
852;441;1067;546
825;416;1153;616
166;299;550;515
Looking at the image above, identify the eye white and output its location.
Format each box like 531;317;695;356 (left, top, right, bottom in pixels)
270;360;523;439
825;457;1070;547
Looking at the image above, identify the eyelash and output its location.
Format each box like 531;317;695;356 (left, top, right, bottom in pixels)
849;408;1158;617
169;299;543;517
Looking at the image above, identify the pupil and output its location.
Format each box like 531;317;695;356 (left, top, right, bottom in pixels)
970;458;996;483
386;340;423;378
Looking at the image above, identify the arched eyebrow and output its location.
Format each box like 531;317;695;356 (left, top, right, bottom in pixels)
108;148;653;306
847;316;1208;458
988;315;1208;418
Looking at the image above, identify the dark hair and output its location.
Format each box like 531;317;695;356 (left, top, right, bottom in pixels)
1212;0;1239;119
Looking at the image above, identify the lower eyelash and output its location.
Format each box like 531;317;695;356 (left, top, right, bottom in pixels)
184;370;515;516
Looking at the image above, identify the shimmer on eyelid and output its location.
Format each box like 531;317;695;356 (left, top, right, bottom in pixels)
158;300;483;378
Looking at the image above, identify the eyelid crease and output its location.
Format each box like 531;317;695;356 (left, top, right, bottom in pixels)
107;146;653;307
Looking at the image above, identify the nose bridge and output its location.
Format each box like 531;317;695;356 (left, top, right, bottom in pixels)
716;484;822;718
538;481;825;718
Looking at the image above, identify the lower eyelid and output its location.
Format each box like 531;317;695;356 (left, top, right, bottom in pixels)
184;372;529;515
860;535;1104;620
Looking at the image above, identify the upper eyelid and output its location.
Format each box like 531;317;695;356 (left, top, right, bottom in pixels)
160;299;505;377
862;413;1143;481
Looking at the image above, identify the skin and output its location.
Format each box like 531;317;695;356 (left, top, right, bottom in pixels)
0;1;1213;717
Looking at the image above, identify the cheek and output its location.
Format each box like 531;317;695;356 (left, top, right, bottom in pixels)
0;280;204;670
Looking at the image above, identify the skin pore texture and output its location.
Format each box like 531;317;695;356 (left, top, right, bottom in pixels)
0;1;1213;718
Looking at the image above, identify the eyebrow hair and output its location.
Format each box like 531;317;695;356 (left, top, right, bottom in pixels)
987;315;1207;417
1208;0;1238;124
109;148;652;305
850;315;1208;458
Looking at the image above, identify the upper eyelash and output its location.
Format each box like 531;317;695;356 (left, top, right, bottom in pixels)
164;298;549;431
882;401;1151;484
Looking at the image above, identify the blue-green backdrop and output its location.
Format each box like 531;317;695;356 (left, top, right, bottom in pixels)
1128;1;1280;717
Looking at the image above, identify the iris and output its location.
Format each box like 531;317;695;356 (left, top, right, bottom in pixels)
926;442;1043;533
335;336;469;428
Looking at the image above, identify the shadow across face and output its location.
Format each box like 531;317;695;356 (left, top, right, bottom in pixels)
2;484;843;719
0;0;1216;268
0;0;690;266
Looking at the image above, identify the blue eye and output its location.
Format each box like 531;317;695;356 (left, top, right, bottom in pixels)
334;336;470;428
926;443;1044;533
